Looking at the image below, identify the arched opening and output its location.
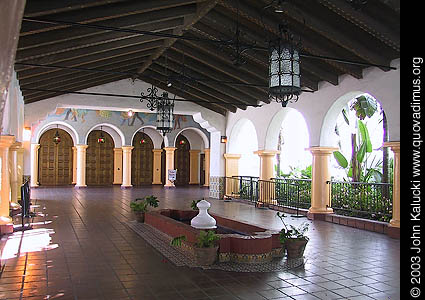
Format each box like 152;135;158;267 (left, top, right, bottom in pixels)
228;119;259;177
131;131;154;185
38;129;73;186
174;134;191;185
275;110;311;178
86;130;114;185
330;93;391;183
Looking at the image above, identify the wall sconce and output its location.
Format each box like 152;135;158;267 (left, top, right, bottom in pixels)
53;125;61;144
221;136;228;143
127;110;135;117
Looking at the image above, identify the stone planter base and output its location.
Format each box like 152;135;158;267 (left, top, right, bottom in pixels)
194;246;218;265
285;239;308;259
134;212;145;223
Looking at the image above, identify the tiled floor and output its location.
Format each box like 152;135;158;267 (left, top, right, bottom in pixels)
0;186;400;300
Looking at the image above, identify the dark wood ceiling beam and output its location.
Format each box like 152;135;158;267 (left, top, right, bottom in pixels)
18;57;150;89
375;0;400;13
155;56;259;106
16;40;162;80
317;0;399;51
23;0;130;18
172;41;267;92
271;0;391;69
221;0;364;79
22;66;136;99
136;0;219;75
19;6;194;50
167;46;268;102
149;62;247;110
192;19;336;86
21;0;203;35
23;74;129;104
16;23;175;63
137;74;229;116
145;69;238;113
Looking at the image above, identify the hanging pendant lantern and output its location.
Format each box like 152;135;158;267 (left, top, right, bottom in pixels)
268;24;301;107
98;126;106;144
53;125;61;144
156;92;175;136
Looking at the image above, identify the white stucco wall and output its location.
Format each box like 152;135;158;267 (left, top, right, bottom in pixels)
226;59;400;151
2;71;24;141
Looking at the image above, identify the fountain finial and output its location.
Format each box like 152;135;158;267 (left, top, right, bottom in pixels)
190;200;217;229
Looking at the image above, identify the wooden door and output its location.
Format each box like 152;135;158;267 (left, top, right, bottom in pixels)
38;129;73;186
86;130;114;185
174;134;190;185
200;153;205;186
131;132;154;185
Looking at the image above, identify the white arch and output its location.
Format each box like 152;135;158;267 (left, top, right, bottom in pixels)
130;125;164;149
228;118;258;153
85;123;125;147
36;121;79;145
320;90;366;147
264;108;292;151
173;127;209;148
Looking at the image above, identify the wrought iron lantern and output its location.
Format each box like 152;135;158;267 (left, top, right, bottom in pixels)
268;24;301;107
156;92;175;136
97;126;106;144
53;125;61;144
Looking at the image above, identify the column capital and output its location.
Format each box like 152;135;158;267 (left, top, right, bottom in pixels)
152;149;163;153
189;149;201;154
113;147;123;152
306;146;338;155
203;148;210;153
76;144;89;150
224;153;241;159
254;150;280;157
10;141;22;150
383;141;400;153
122;145;134;151
0;135;16;148
163;147;177;152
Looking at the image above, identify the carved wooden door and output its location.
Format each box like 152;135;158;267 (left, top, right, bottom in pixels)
86;130;114;185
38;129;73;186
174;134;190;185
131;132;154;185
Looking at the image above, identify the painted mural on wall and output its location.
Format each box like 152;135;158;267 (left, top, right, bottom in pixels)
31;108;209;146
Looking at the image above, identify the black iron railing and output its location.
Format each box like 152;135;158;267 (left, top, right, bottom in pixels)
328;180;393;222
224;176;259;203
272;178;311;209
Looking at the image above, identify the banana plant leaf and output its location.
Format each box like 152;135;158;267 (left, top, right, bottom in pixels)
333;151;348;168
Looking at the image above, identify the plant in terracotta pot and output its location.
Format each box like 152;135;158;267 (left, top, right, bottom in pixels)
194;230;220;266
130;195;159;222
277;212;309;259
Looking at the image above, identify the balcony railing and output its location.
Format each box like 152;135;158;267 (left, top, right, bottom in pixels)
328;180;393;222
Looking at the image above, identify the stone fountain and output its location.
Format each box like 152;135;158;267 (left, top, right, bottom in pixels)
190;200;216;229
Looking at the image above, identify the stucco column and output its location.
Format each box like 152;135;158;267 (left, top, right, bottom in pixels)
9;142;21;204
189;150;200;185
113;148;123;185
152;149;162;185
72;146;77;184
164;147;176;188
30;143;40;187
307;147;337;219
17;147;24;201
255;150;279;204
75;145;88;188
0;136;15;228
203;148;210;187
121;146;133;188
224;153;241;196
384;142;400;229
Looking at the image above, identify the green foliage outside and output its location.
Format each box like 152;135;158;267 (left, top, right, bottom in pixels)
130;195;159;213
276;212;309;244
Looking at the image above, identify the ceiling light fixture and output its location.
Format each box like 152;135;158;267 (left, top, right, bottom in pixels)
53;125;61;144
98;126;105;144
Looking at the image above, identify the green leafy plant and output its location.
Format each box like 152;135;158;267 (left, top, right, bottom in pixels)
170;235;186;247
276;212;309;244
195;230;220;248
130;195;159;213
191;200;202;210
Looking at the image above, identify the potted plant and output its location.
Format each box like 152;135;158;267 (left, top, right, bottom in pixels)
193;230;220;266
130;195;159;222
277;212;309;259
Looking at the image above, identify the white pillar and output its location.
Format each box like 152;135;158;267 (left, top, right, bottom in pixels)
121;146;133;188
0;136;15;228
30;143;40;187
75;145;88;188
9;142;21;204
